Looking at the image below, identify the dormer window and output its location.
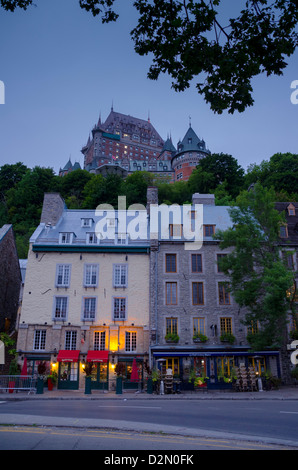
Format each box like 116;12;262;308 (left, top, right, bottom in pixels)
86;232;100;245
115;233;128;245
288;204;296;216
204;225;215;236
59;232;74;244
279;224;288;238
81;218;93;228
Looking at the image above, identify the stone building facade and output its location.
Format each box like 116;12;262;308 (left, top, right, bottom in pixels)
148;189;283;389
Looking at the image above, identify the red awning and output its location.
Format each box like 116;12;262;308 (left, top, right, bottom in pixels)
57;350;80;362
86;350;109;363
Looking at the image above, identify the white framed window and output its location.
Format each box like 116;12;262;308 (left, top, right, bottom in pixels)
113;264;128;287
115;233;128;245
34;330;46;350
59;232;74;244
86;232;100;245
55;264;71;287
84;264;99;287
94;331;106;351
53;296;68;321
113;297;126;320
82;297;97;321
65;330;77;350
81;218;93;227
125;332;137;352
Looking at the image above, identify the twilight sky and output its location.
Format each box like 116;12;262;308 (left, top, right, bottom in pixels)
0;0;297;175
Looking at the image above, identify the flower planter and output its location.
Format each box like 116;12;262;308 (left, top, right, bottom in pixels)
8;381;15;394
47;378;53;391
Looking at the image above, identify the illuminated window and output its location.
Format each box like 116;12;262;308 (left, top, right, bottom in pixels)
220;317;232;335
193;317;205;335
94;331;106;350
166;317;178;335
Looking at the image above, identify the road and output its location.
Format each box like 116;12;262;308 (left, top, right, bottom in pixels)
0;425;293;450
0;398;298;449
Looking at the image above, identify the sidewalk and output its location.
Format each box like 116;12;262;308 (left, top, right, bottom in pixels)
2;384;298;400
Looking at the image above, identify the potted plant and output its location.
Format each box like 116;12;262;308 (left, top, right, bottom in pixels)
8;358;19;393
47;371;58;390
165;333;179;343
188;368;196;390
149;367;161;394
83;362;94;395
193;333;208;343
220;332;236;344
194;375;209;387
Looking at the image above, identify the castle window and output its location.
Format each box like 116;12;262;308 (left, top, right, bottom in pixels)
288;204;296;216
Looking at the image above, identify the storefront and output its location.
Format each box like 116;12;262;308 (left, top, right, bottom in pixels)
57;350;80;390
152;348;281;390
86;350;109;390
117;356;144;390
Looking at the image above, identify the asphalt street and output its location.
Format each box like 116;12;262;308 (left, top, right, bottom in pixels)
1;387;298;448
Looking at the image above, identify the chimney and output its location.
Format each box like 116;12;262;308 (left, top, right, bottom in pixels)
146;186;158;215
192;193;215;206
40;193;65;226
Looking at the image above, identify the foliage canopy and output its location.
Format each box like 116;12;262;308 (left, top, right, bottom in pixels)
2;0;298;113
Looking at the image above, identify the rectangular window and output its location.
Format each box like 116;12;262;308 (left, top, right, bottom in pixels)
193;318;205;335
283;252;295;270
165;254;177;272
113;264;128;287
125;332;137;352
115;233;128;245
81;218;93;227
113;297;126;320
166;282;177;305
220;317;232;335
247;321;259;335
59;232;73;244
53;296;68;320
94;331;106;351
191;254;202;273
166;317;178;335
33;330;46;350
218;282;230;305
279;225;288;238
169;224;183;237
203;225;215;236
86;232;100;244
192;282;204;305
56;264;71;287
84;264;99;287
65;330;77;350
82;297;96;321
